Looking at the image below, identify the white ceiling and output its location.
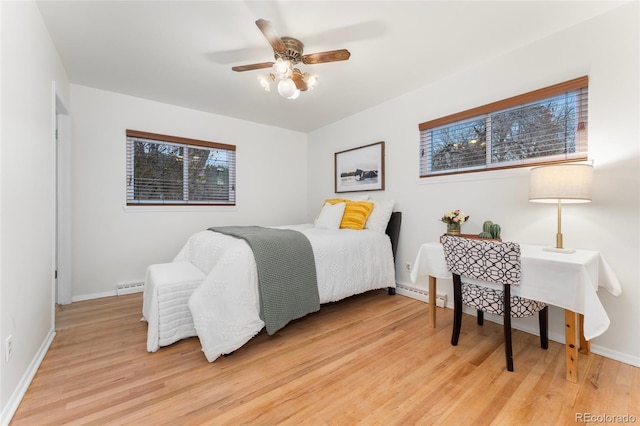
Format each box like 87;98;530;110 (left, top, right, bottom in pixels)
36;1;626;133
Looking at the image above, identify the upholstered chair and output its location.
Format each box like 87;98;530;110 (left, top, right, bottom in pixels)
441;235;549;371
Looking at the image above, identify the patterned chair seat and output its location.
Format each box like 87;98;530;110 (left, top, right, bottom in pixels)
461;281;548;318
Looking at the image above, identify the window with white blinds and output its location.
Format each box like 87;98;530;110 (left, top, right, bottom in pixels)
126;130;236;205
419;76;588;177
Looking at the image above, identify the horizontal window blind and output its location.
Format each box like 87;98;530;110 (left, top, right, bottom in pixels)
126;130;236;206
419;76;588;177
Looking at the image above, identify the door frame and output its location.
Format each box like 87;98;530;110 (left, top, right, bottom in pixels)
53;83;71;306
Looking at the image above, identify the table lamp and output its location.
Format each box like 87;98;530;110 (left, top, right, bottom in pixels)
529;163;593;253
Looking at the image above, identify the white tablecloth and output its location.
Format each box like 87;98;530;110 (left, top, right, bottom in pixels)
410;242;622;340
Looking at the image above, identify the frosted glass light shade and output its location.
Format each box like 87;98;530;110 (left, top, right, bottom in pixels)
257;74;272;92
288;89;300;99
277;78;298;99
529;163;593;204
304;73;318;90
273;58;292;77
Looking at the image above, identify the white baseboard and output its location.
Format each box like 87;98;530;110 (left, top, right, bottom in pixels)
72;281;145;302
72;290;117;302
501;320;639;367
0;329;55;426
590;344;640;367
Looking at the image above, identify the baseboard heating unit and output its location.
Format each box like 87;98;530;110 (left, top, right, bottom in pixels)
117;281;145;296
396;283;447;307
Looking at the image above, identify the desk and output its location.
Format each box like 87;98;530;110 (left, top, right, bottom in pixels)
410;242;622;382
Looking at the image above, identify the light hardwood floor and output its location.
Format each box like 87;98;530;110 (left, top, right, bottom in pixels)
11;291;639;425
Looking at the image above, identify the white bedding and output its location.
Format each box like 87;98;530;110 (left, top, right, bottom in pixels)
169;224;396;362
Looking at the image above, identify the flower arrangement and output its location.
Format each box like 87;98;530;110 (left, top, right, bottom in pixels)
440;209;469;225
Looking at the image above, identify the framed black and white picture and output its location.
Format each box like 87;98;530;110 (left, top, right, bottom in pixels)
334;141;385;193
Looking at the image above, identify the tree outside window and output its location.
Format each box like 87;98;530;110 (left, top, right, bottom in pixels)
420;77;588;177
126;130;236;205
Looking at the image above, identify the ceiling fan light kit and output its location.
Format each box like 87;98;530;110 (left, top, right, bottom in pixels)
267;58;317;99
232;19;350;100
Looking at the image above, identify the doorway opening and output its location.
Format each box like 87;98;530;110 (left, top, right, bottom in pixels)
55;90;71;306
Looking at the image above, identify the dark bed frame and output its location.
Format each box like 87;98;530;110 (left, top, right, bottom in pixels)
385;211;402;295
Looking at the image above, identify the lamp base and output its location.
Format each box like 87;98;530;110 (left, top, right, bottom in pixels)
543;246;576;254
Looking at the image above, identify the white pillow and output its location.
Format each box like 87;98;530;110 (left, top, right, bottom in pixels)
349;195;370;202
365;199;395;233
314;202;346;229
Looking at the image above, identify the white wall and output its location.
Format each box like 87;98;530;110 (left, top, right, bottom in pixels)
0;1;70;422
1;2;637;423
307;3;639;365
69;85;308;299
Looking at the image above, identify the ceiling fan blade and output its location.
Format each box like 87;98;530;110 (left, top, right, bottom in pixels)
255;19;286;54
231;62;274;72
291;70;308;91
206;46;273;65
302;49;351;65
302;21;386;47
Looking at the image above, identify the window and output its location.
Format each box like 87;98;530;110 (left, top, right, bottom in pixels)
126;130;236;205
419;76;588;177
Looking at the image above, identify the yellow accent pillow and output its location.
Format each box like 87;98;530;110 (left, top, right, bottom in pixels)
324;199;374;230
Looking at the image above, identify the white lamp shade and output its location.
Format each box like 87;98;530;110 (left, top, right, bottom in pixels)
529;163;593;204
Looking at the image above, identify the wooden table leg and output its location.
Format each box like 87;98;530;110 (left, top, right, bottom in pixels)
579;314;590;354
429;275;436;328
565;309;579;383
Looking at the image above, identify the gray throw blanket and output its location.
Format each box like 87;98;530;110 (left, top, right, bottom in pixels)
208;226;320;335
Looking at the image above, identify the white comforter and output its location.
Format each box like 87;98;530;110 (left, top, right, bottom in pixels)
174;224;395;362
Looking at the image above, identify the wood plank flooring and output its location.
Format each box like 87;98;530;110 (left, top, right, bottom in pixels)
11;291;639;425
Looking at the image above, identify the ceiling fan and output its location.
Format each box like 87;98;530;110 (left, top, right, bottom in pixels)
232;19;351;98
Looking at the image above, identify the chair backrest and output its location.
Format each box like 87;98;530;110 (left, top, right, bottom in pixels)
441;235;522;286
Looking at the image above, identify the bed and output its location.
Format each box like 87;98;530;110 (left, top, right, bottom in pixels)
142;202;401;363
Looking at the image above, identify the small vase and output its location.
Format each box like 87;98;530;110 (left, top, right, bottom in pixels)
446;222;461;236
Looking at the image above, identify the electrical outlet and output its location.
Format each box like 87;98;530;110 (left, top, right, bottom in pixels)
5;335;13;363
404;262;411;272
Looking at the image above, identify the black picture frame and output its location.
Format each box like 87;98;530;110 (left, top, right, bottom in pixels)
334;141;385;193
